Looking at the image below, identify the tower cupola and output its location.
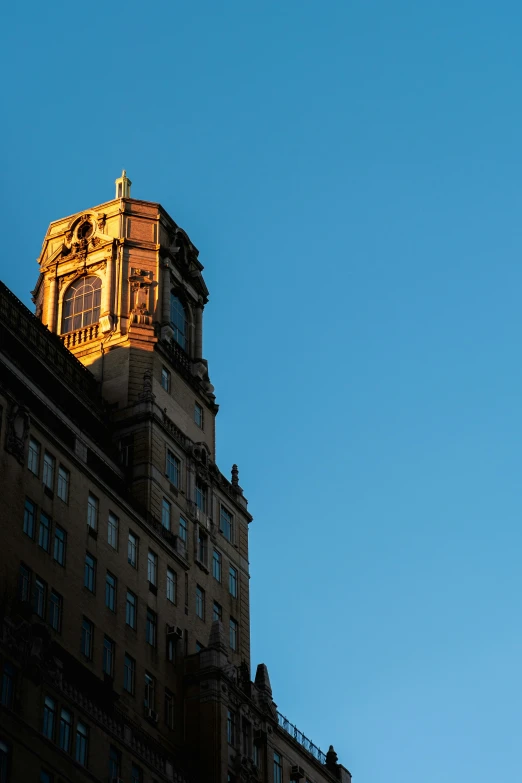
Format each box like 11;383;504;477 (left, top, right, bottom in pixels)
115;169;132;198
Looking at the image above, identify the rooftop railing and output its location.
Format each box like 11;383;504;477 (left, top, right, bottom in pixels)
276;711;326;764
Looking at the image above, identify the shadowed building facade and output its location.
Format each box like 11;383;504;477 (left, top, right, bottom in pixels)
0;173;351;783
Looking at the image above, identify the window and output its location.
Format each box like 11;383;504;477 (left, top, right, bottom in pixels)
58;708;72;753
84;553;96;593
213;601;222;622
274;752;283;783
23;498;35;538
167;568;176;603
105;572;116;611
242;718;252;758
166;449;180;486
39;771;53;783
229;566;238;598
49;591;62;632
87;493;98;530
124;654;135;694
75;721;88;766
28;437;40;475
230;618;238;651
147;550;157;586
53;526;66;565
33;577;46;619
161;498;171;530
253;743;260;769
212;550;222;582
161;367;171;392
167;636;176;663
198;530;208;566
38;512;51;552
43;452;55;490
220;506;233;541
126;591;137;629
196;585;205;619
131;764;143;783
81;618;93;659
128;531;138;567
0;741;8;783
0;663;14;708
57;466;69;502
62;275;101;333
179;516;188;546
165;688;174;729
194;402;203;428
109;746;122;779
170;294;187;350
103;636;114;677
227;710;236;745
195;477;207;512
108;512;119;549
144;672;155;710
42;696;55;739
146;608;157;647
19;564;31;602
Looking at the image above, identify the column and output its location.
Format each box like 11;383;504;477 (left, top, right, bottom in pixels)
47;276;58;332
195;304;203;359
162;262;171;324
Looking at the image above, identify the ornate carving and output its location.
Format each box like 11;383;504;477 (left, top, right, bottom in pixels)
139;369;155;402
5;402;29;465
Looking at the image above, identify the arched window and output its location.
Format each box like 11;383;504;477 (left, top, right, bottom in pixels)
170;294;187;350
62;276;102;333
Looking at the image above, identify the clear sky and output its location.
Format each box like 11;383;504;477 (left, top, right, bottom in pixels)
2;2;522;781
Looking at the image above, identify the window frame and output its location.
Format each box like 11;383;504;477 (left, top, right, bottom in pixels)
87;493;99;530
147;550;158;586
23;498;36;539
161;498;171;530
194;402;204;429
84;553;96;593
81;617;93;660
38;511;51;552
166;568;176;604
124;654;136;695
58;708;72;753
128;531;138;568
57;465;70;503
108;512;119;549
126;590;137;630
161;366;171;392
105;571;117;611
53;525;66;566
229;565;238;598
75;721;88;767
166;449;181;487
212;549;222;582
146;608;157;647
103;635;115;678
220;505;233;542
195;585;205;620
229;617;238;651
42;695;56;740
28;437;40;475
42;451;55;490
49;590;62;632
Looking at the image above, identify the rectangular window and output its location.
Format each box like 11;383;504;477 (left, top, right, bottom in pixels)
146;608;157;647
198;530;208;566
49;591;62;632
42;696;55;739
19;563;31;602
0;663;14;709
33;577;46;619
40;771;53;783
57;465;69;502
109;745;121;779
87;493;98;529
166;449;180;486
220;505;233;541
147;550;157;586
124;654;135;694
196;585;205;620
75;721;88;767
81;618;93;659
0;741;8;783
161;367;171;392
38;512;51;552
274;752;283;783
195;478;207;512
194;402;203;428
126;591;137;629
43;452;55;490
161;498;171;530
179;516;188;546
84;553;96;593
131;764;143;783
213;601;222;622
53;526;66;566
144;672;155;710
28;437;40;475
103;636;114;677
165;688;174;729
227;710;236;745
23;498;36;538
230;618;238;651
105;572;116;611
212;549;222;582
167;568;176;603
242;718;252;759
167;637;176;663
108;512;119;549
58;708;72;753
229;566;238;598
128;531;138;567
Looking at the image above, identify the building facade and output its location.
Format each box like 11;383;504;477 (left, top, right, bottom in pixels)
0;174;351;783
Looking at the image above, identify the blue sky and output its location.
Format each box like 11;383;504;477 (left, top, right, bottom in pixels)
2;1;522;781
